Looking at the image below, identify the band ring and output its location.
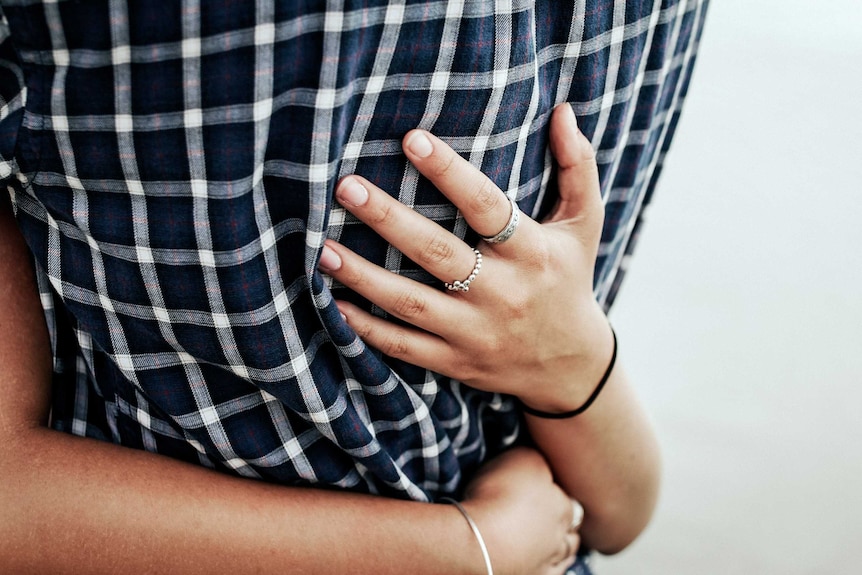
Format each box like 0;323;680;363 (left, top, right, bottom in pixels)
445;248;482;293
481;198;520;244
570;499;585;531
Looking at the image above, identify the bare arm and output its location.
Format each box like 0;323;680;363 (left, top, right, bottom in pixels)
525;362;661;554
0;197;462;574
320;104;660;554
523;108;660;553
0;198;578;575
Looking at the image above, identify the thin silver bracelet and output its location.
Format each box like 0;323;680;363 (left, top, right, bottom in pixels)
440;497;494;575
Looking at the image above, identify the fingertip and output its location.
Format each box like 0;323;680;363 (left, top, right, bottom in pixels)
553;102;579;133
549;104;578;150
334;300;349;323
544;106;602;223
334;300;356;323
319;242;343;273
335;176;370;207
550;104;594;169
404;129;434;159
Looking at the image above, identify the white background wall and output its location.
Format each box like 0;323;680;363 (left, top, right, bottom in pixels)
594;1;862;573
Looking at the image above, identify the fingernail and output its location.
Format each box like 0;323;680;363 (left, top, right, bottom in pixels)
405;131;433;158
335;302;349;322
337;178;369;207
319;244;342;272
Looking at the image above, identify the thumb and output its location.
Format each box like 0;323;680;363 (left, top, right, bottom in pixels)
544;104;603;227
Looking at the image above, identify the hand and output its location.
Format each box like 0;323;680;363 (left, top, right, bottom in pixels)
319;104;614;413
460;447;582;575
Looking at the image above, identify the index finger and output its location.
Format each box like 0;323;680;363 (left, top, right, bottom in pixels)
402;130;537;249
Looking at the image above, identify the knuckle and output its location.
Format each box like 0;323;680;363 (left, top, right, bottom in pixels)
353;318;374;341
342;263;370;288
452;353;479;382
467;178;500;216
430;150;458;180
368;201;397;227
499;288;534;323
486;330;505;355
417;234;457;267
519;240;553;271
391;289;427;319
381;329;410;358
472;329;504;360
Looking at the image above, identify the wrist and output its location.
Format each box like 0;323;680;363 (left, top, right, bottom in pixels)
460;498;522;575
443;499;495;575
518;302;615;415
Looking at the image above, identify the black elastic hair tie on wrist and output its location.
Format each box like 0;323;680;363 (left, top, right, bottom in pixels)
519;325;617;419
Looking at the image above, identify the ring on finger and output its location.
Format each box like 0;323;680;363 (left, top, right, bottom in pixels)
570;499;585;531
444;248;483;293
481;197;520;244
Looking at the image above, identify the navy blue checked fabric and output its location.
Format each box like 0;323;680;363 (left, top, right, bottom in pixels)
0;1;708;501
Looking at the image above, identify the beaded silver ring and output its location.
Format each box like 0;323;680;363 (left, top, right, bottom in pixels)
445;248;482;292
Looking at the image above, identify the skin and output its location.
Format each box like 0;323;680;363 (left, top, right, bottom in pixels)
321;104;661;553
0;202;578;575
0;105;655;573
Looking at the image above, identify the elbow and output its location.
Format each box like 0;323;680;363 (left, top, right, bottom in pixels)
586;510;652;555
582;456;662;555
584;489;660;555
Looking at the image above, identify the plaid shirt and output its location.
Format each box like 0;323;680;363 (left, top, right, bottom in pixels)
0;0;707;501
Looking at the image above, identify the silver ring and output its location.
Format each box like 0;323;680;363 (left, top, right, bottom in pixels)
481;198;520;244
570;499;585;531
445;248;482;292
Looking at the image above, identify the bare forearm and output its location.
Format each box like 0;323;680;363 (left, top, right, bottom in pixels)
527;353;661;554
1;428;477;575
1;202;479;575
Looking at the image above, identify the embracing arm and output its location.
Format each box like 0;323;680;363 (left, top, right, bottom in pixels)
0;198;577;575
525;360;661;554
320;104;660;555
522;107;660;554
0;196;460;574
